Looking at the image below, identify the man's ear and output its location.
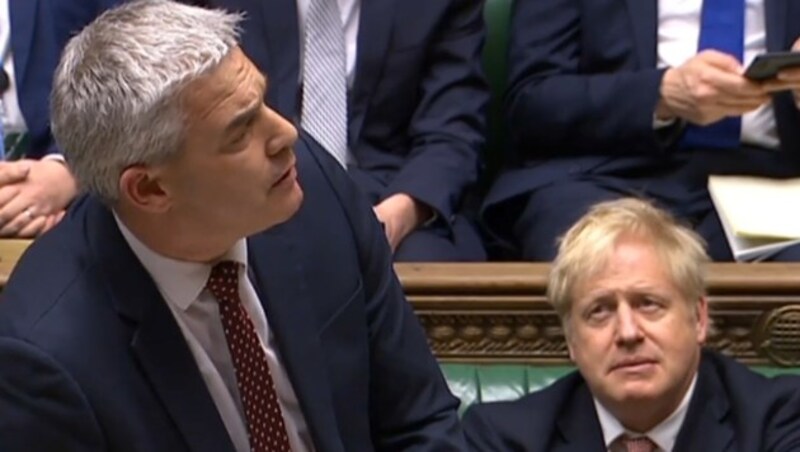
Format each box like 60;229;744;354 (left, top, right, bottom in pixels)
119;165;170;213
695;296;709;345
564;319;576;361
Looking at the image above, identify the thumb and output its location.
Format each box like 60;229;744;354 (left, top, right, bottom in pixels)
0;162;30;186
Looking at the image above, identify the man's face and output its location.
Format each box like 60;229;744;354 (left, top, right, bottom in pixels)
157;47;303;239
566;235;708;417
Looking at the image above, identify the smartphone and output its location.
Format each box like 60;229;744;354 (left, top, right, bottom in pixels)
744;51;800;81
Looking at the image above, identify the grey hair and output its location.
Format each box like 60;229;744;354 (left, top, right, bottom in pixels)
51;0;243;203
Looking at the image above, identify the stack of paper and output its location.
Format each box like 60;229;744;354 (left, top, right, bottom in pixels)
708;175;800;261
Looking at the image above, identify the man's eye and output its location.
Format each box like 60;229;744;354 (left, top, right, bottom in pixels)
230;130;250;145
587;304;611;321
639;297;663;312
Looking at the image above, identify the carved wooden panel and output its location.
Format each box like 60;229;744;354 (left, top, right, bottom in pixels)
399;263;800;367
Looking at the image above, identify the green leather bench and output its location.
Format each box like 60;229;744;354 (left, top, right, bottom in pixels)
441;363;800;415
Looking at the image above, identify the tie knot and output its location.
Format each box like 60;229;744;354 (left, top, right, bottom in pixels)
619;435;657;452
207;260;240;305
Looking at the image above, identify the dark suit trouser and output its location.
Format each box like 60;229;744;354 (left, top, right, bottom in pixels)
395;214;486;261
513;146;800;262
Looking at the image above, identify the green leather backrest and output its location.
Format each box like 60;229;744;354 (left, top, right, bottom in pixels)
442;364;800;415
481;0;512;185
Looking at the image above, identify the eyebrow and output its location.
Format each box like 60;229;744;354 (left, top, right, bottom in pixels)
223;100;260;137
222;72;269;136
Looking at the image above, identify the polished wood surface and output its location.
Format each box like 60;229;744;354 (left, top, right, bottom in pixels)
0;239;32;286
2;241;800;365
395;262;800;366
396;262;800;296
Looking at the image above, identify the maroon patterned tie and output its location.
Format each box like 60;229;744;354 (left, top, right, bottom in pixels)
620;435;657;452
207;261;292;452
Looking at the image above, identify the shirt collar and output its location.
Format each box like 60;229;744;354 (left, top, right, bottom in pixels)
594;372;698;452
114;213;248;311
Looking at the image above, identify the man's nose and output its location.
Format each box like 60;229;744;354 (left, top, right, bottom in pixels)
615;303;643;346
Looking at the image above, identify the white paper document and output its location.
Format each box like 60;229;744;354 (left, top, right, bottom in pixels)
707;175;800;261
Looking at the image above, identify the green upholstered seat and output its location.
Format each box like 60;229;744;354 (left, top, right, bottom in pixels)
441;363;800;415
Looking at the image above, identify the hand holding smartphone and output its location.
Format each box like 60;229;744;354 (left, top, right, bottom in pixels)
743;51;800;81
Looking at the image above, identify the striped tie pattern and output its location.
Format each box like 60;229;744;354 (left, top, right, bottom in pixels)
301;0;349;168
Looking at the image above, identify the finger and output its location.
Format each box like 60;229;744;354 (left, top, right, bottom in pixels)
16;216;48;238
777;67;800;82
0;189;26;226
696;49;745;73
714;96;770;111
762;79;800;93
40;214;59;234
0;208;37;237
0;162;30;187
45;211;67;232
0;185;21;215
709;71;768;98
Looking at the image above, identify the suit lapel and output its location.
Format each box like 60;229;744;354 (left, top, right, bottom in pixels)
132;302;237;452
553;383;606;452
255;0;300;118
8;0;37;87
673;358;734;451
247;227;344;452
624;0;657;69
765;0;788;52
88;201;236;452
349;0;396;143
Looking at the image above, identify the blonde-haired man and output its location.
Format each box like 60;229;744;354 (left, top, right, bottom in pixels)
464;198;800;451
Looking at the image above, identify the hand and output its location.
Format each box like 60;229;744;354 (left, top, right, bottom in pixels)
656;50;770;125
0;159;77;237
372;193;433;253
762;38;800;109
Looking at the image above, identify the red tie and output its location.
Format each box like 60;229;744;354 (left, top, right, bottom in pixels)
619;435;657;452
207;261;292;452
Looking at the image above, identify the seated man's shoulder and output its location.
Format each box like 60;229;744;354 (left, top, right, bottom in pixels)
706;349;800;400
463;371;585;441
703;351;800;449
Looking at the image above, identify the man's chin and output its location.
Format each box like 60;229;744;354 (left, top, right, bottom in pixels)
609;381;663;405
256;187;304;232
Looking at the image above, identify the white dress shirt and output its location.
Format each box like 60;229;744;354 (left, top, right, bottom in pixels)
296;0;360;87
115;216;313;452
595;374;698;452
658;0;779;149
0;0;27;135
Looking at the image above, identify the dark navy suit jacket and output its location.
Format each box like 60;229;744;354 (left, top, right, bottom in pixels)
482;0;800;240
208;0;489;225
0;135;464;451
9;0;60;157
463;350;800;451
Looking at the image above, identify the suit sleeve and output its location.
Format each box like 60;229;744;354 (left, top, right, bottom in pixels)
321;144;466;450
507;0;671;158
385;0;489;224
462;405;513;452
763;378;800;452
0;337;105;451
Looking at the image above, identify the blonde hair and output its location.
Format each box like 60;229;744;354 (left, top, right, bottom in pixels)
547;198;709;320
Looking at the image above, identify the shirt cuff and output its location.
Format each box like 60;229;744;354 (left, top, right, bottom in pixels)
42;153;66;163
653;114;678;130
